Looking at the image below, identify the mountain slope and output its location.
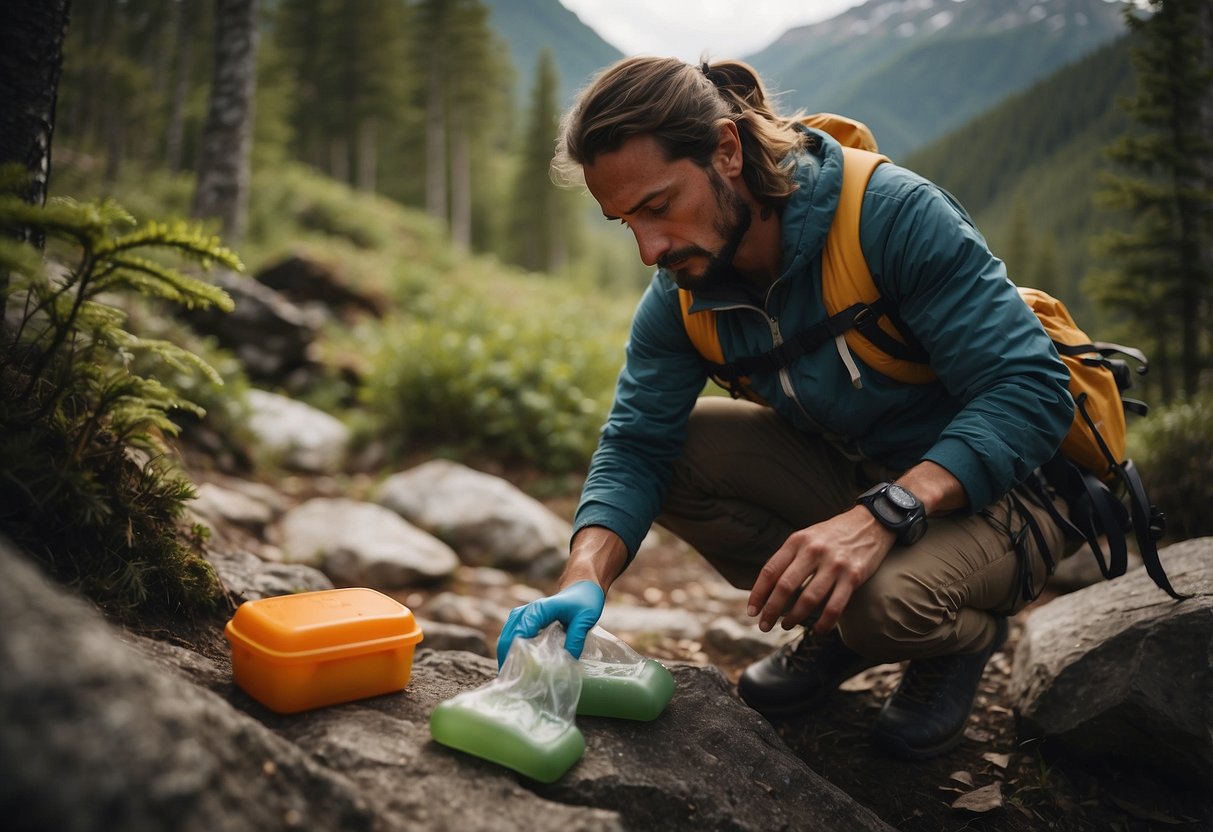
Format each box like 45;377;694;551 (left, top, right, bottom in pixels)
480;0;621;106
904;34;1137;321
746;0;1129;159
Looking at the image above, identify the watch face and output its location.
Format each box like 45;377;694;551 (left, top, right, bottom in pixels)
886;484;918;510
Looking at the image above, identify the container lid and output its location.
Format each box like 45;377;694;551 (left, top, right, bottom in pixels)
225;588;422;659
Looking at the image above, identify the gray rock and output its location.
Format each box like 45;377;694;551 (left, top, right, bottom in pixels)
191;481;278;531
254;254;387;321
278;497;460;588
413;651;894;831
375;459;570;579
184;268;322;381
1010;537;1213;785
414;621;492;657
0;537;376;832
598;604;708;641
1;535;893;831
704;615;793;662
208;548;334;603
421;590;512;630
544;661;896;830
244;389;350;474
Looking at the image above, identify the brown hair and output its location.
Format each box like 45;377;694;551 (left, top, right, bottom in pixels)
552;56;810;209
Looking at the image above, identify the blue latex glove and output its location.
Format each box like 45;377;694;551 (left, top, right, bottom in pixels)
495;580;605;669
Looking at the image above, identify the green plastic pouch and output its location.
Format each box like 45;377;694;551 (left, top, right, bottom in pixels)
577;626;675;721
429;623;584;783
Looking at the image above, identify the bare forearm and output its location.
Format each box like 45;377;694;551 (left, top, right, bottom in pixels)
561;526;630;592
895;460;968;515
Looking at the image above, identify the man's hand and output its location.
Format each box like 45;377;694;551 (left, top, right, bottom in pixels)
747;505;895;636
747;461;968;635
495;581;606;668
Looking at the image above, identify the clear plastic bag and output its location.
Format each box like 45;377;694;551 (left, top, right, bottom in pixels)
577;626;675;721
429;623;585;782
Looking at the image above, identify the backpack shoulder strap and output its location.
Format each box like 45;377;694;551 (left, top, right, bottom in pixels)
677;133;933;391
678;288;724;365
822;146;937;384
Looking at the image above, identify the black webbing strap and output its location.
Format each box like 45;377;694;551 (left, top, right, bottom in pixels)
1069;392;1186;600
1119;459;1186;601
705;297;929;381
1079;471;1131;579
1008;488;1056;603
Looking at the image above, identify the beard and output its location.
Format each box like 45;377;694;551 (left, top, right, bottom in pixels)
661;170;753;293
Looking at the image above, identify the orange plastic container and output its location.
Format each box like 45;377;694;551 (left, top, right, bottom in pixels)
224;588;423;714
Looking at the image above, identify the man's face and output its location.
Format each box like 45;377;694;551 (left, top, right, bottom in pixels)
584;134;751;291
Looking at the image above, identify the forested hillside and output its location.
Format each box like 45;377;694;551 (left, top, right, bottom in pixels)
905;35;1136;324
480;0;622;106
746;0;1129;159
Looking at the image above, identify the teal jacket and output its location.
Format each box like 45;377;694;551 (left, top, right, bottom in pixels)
574;131;1074;557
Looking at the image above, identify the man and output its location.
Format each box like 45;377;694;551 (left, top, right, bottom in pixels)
496;56;1074;760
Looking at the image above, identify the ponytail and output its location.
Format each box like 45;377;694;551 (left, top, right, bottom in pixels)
553;56;808;209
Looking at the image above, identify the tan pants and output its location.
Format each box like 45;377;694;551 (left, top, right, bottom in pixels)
655;398;1068;661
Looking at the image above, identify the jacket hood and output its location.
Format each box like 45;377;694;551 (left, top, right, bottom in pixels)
777;127;845;282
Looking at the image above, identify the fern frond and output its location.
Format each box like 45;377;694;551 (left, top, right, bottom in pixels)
95;254;235;311
0;237;48;282
0;195;130;245
121;337;227;387
95;220;244;273
66;298;128;333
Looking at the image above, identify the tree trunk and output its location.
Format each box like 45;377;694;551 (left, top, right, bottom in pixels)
164;0;194;172
356;118;377;193
424;66;447;225
449;104;471;251
192;0;259;245
329;136;349;185
0;0;71;328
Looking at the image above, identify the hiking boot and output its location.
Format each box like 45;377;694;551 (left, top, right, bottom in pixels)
737;627;878;717
872;616;1010;760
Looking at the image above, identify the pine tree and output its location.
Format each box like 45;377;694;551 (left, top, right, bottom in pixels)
1035;232;1061;297
1003;198;1032;285
275;0;410;189
410;0;512;249
1093;0;1213;401
509;49;572;273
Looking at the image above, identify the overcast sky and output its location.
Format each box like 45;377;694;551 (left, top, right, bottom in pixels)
556;0;868;62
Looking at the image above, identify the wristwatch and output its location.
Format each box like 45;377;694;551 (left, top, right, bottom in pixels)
857;482;927;546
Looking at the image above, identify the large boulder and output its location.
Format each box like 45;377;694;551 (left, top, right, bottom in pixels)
1010;537;1213;785
244;389;350;474
0;536;895;832
184;268;322;381
276;497;460;588
375;460;571;579
254;254;387;322
0;537;376;832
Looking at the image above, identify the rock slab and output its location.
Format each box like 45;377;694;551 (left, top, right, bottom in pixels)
0;535;895;832
1011;537;1213;785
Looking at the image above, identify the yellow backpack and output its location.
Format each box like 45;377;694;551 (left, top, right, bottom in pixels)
677;116;1184;600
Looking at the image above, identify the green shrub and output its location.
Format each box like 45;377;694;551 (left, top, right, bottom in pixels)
1128;392;1213;542
0;170;239;619
366;295;621;473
